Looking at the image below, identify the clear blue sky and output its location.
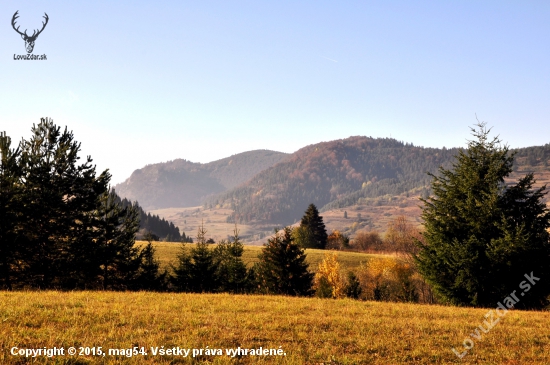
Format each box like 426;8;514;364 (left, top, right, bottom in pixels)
2;1;549;184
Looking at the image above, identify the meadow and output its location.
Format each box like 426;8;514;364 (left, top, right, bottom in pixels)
2;241;549;364
1;291;549;364
140;241;389;273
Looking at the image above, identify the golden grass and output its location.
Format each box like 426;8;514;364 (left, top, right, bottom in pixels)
1;291;549;364
140;241;388;273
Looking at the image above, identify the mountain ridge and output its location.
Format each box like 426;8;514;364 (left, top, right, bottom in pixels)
114;149;289;210
116;136;550;230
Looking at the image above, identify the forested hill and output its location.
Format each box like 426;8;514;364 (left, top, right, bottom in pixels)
114;150;289;210
113;193;185;241
208;137;458;225
209;137;550;227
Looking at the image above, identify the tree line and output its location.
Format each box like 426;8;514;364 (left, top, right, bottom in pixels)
115;196;186;242
2;119;548;309
0;119;318;295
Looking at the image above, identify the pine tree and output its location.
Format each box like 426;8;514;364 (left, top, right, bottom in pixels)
1;119;141;290
416;123;550;308
298;204;328;249
213;225;248;293
133;240;166;291
17;119;111;288
344;271;362;299
0;132;22;289
97;190;142;290
256;227;313;296
189;223;217;292
172;243;193;292
173;223;217;292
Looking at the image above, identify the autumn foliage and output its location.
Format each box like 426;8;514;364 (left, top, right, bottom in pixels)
314;252;345;298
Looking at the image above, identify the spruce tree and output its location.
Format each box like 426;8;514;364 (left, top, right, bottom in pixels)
173;223;217;292
344;271;362;299
256;227;313;296
172;243;193;292
133;240;166;291
416;123;550;308
189;223;217;292
213;225;248;293
298;204;328;249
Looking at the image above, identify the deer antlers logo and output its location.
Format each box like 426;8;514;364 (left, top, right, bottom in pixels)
12;11;49;54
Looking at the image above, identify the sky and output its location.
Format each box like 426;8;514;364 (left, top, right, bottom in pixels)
1;1;549;184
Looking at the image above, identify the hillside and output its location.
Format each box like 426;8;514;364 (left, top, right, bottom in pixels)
114;150;289;210
212;136;460;226
118;137;550;240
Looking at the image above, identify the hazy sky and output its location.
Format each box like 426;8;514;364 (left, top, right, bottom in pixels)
2;1;549;184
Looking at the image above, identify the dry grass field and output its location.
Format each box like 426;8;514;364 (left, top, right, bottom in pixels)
1;291;549;364
140;241;388;273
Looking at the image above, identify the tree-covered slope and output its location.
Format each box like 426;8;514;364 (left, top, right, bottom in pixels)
212;136;460;226
114;150;289;210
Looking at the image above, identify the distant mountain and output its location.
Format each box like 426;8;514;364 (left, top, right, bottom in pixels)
116;137;550;231
210;137;459;226
210;137;550;227
114;150;289;210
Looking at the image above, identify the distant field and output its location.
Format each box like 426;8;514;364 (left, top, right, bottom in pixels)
1;291;549;364
139;241;388;272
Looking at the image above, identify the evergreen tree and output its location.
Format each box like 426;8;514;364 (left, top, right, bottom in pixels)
17;119;111;288
416;123;550;308
97;190;142;290
172;243;193;292
172;222;217;292
298;204;328;249
188;223;217;292
213;225;248;293
256;227;313;296
133;240;166;291
344;271;362;299
0;132;22;289
1;119;141;290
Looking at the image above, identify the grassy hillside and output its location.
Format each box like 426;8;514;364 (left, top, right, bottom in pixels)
140;241;382;272
1;291;549;364
114;150;289;210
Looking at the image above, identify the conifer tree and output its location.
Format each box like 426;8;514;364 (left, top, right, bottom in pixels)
189;223;217;292
0;132;22;289
298;204;328;249
1;119;141;290
173;222;217;292
172;244;193;292
344;271;362;299
17;119;111;288
256;227;313;296
96;190;142;290
133;239;166;291
416;123;550;309
213;225;248;293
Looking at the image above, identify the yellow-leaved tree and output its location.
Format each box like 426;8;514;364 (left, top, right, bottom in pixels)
314;252;344;298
